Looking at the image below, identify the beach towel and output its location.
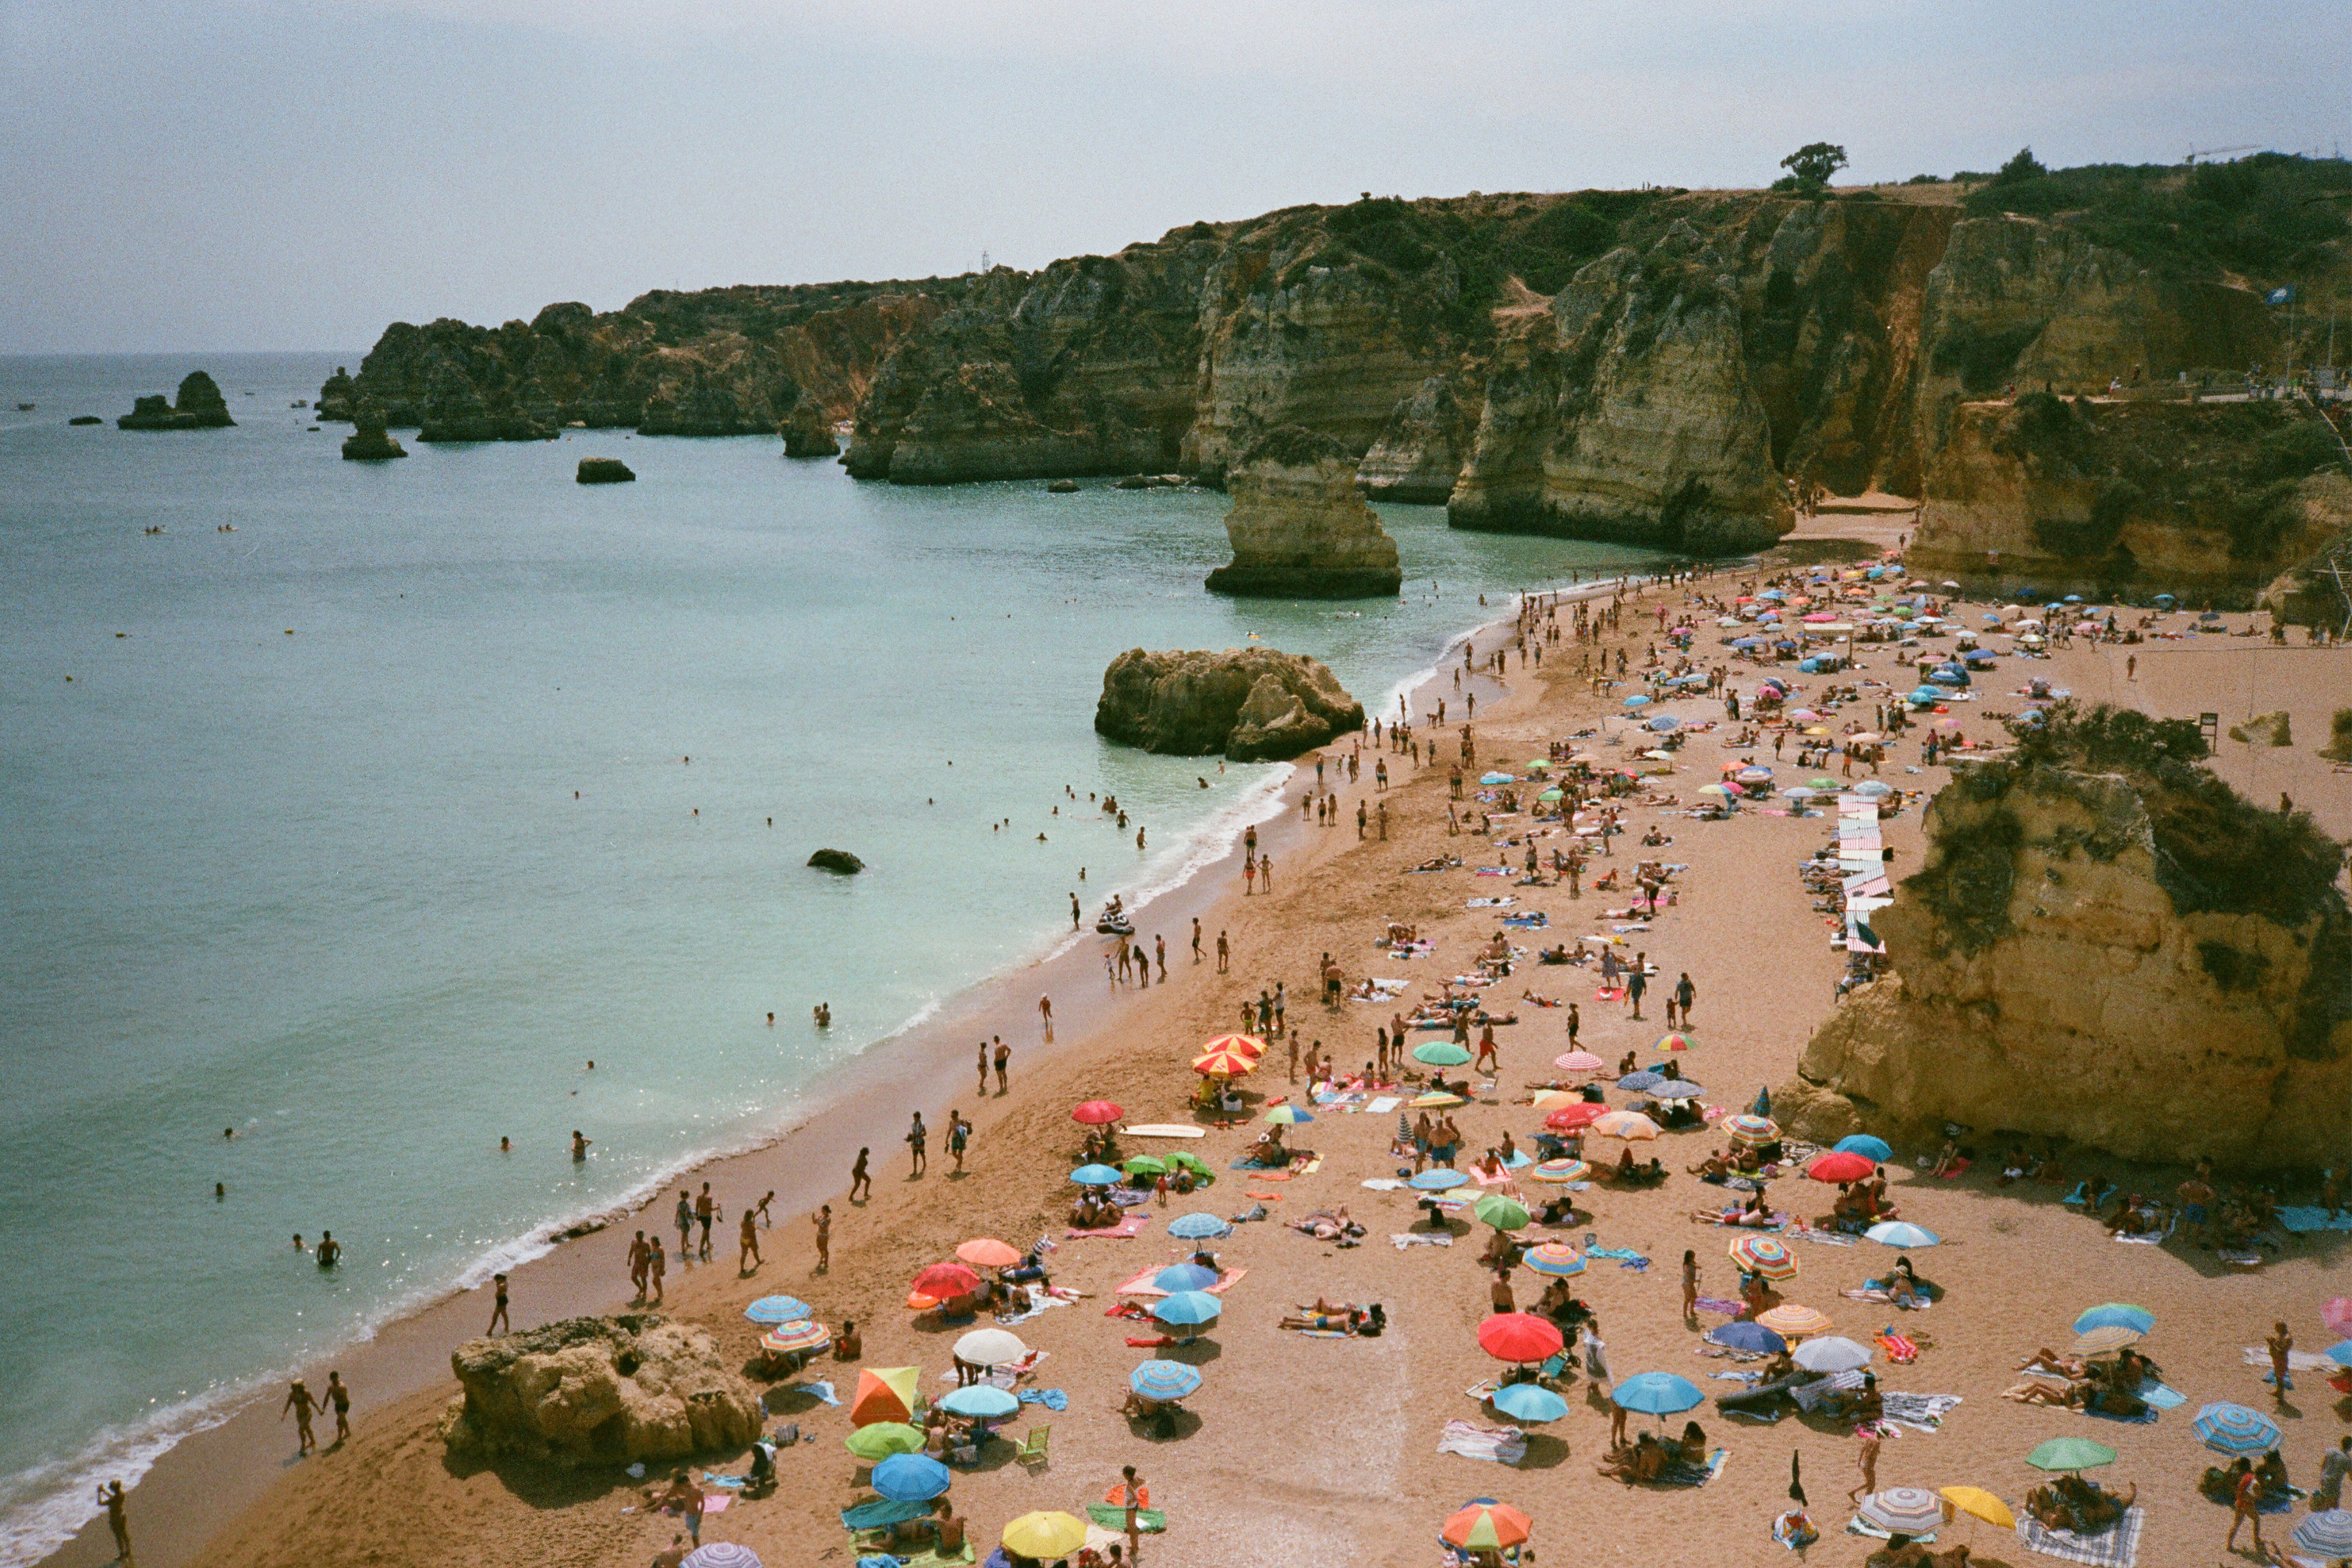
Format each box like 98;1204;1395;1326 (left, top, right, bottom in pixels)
1124;1334;1173;1348
1437;1418;1527;1465
1786;1223;1859;1247
1695;1296;1744;1317
1844;1516;1933;1543
2082;1399;2158;1424
2138;1380;2186;1410
2013;1504;2144;1567
782;1379;840;1405
1016;1388;1068;1411
1085;1504;1166;1533
1878;1392;1959;1431
1585;1245;1649;1270
1874;1331;1918;1364
1934;1158;1972;1179
1656;1447;1730;1488
2242;1345;2334;1372
2279;1206;2352;1232
1772;1511;1820;1550
1790;1369;1864;1413
1367;1096;1402;1114
843;1498;936;1531
1067;1214;1151;1239
1392;1232;1454;1248
2110;1215;2174;1245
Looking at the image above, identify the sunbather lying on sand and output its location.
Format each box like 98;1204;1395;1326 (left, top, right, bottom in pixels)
1285;1208;1363;1241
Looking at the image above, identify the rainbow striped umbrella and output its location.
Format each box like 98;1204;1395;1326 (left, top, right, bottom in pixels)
1522;1242;1586;1277
1756;1303;1832;1339
1442;1501;1532;1552
1729;1235;1798;1281
1262;1104;1315;1124
760;1318;830;1356
1652;1032;1693;1053
1723;1115;1779;1147
1527;1158;1590;1185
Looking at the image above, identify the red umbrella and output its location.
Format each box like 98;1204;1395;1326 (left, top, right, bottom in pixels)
1806;1151;1877;1183
1544;1102;1607;1131
2325;1298;2352;1336
1071;1100;1124;1126
1478;1313;1565;1364
910;1262;981;1298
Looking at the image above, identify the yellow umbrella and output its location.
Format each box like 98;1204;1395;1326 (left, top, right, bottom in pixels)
1938;1486;2016;1529
1192;1043;1257;1077
1002;1511;1089;1558
1588;1110;1660;1141
1529;1090;1582;1110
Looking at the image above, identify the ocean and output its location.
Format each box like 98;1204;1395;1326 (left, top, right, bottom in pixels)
0;351;1672;1561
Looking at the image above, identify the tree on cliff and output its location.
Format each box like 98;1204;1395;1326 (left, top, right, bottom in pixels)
1774;142;1848;195
1995;147;2048;186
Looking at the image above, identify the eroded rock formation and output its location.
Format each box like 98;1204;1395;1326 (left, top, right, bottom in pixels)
1094;648;1365;761
440;1315;762;1466
781;398;840;457
1206;426;1402;598
577;457;634;484
1780;711;2351;1168
117;371;235;430
340;407;407;461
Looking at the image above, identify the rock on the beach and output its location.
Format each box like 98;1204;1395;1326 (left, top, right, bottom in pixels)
1094;647;1365;761
807;848;865;874
1205;425;1402;598
440;1314;762;1467
116;371;236;430
340;407;408;461
576;457;636;484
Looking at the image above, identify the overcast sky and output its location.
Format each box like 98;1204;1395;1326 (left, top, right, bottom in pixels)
3;0;2345;353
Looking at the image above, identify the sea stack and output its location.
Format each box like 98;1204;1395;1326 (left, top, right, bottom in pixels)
1205;425;1401;598
781;399;841;458
340;407;408;461
1094;647;1365;762
576;457;635;484
116;371;235;430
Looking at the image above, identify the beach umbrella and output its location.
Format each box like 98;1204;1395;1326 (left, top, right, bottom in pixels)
1544;1103;1607;1131
844;1421;924;1460
743;1295;815;1325
1488;1382;1569;1424
1538;788;1564;802
1480;772;1516;785
1411;1091;1467;1108
850;1366;923;1427
2295;1511;2352;1558
1724;1114;1779;1147
1708;1321;1786;1355
1624;694;1650;708
1858;1488;1946;1535
1784;787;1817;803
1612;1372;1704;1414
1069;1164;1124;1186
1167;1212;1230;1240
1529;1090;1581;1110
1262;1104;1315;1124
953;1328;1028;1367
1618;1069;1667;1092
1002;1512;1089;1560
1151;1290;1222;1328
1938;1487;2015;1529
1478;1313;1565;1364
1806;1151;1876;1183
1589;1110;1661;1141
1411;1168;1469;1191
2326;1298;2352;1336
1650;1081;1706;1102
1756;1303;1832;1339
1865;1222;1940;1249
1071;1100;1124;1125
1737;767;1774;783
2027;1437;2115;1472
1835;1135;1894;1162
1527;1160;1590;1186
1728;1235;1798;1281
939;1384;1020;1418
1192;1043;1257;1077
1555;1050;1607;1072
2326;1341;2352;1366
1855;779;1892;798
1442;1501;1534;1552
1526;759;1550;773
1474;1194;1531;1232
1121;1155;1168;1179
955;1238;1023;1269
2070;1325;2142;1356
1648;715;1681;731
1130;1360;1203;1399
760;1319;829;1356
1652;1032;1693;1053
1153;1262;1220;1293
1162;1151;1211;1175
1414;1041;1474;1067
2193;1401;2281;1455
2071;1303;2154;1335
680;1546;763;1568
871;1453;953;1502
1793;1336;1873;1373
1201;1032;1266;1060
1522;1241;1586;1277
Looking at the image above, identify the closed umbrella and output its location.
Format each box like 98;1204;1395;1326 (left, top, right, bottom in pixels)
1611;1372;1703;1414
872;1453;953;1502
1477;1313;1565;1364
939;1384;1019;1418
1002;1513;1089;1560
953;1328;1028;1366
1858;1488;1946;1534
1130;1360;1203;1399
1522;1241;1586;1276
1414;1041;1473;1066
1474;1194;1531;1231
2193;1402;2281;1455
743;1295;814;1325
1167;1212;1230;1240
1488;1382;1569;1423
1834;1135;1893;1162
1793;1336;1873;1373
1865;1222;1940;1249
1442;1501;1534;1552
2025;1437;2115;1471
845;1421;925;1460
955;1239;1023;1269
1729;1235;1798;1281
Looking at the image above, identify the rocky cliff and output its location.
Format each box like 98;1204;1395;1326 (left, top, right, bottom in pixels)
1358;376;1475;504
1780;707;2351;1169
1095;647;1365;761
1906;394;2351;606
117;370;234;430
1205;425;1403;598
440;1314;762;1465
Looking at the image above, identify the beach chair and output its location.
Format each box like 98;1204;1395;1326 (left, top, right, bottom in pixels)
1013;1424;1051;1471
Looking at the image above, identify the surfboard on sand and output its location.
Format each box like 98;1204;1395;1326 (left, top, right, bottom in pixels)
1125;1124;1206;1139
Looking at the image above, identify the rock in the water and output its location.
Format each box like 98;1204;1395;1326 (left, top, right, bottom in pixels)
116;371;236;430
807;848;865;874
1205;425;1402;598
781;398;841;457
440;1313;762;1467
1094;647;1365;761
1047;478;1081;493
340;407;408;461
577;457;636;484
69;415;101;426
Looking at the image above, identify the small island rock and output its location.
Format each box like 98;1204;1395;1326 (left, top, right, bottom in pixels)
1095;647;1365;762
576;457;636;484
117;371;236;431
781;399;841;458
340;407;408;461
807;849;865;874
69;415;102;426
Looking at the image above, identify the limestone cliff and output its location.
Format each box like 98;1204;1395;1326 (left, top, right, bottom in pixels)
1205;425;1403;598
781;397;841;457
440;1314;762;1465
1358;377;1475;504
1781;708;2351;1169
1094;647;1365;761
117;371;235;430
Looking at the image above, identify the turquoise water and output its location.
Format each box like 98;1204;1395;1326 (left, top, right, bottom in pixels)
0;352;1671;1560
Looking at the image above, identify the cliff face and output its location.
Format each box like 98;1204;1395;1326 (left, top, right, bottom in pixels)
325;284;955;438
1205;425;1403;598
1906;395;2351;605
1358;376;1475;504
1783;741;2351;1169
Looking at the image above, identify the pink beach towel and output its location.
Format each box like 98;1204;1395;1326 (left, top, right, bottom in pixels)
1068;1215;1152;1239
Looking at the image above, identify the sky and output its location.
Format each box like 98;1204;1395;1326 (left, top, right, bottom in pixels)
1;0;2346;353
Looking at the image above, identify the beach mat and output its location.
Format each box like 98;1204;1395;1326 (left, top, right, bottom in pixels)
1085;1504;1167;1533
1656;1446;1729;1488
1067;1215;1151;1239
2014;1505;2144;1567
1437;1418;1527;1465
1879;1392;1960;1431
842;1497;934;1530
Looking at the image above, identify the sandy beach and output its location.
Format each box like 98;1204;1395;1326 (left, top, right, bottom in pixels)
48;560;2352;1568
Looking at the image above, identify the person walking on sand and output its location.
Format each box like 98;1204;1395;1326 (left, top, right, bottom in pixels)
629;1230;651;1299
906;1112;928;1177
738;1209;762;1273
1682;1249;1699;1322
2229;1454;2265;1554
1566;1002;1580;1047
648;1235;666;1302
1217;930;1230;972
978;1039;990;1096
2268;1321;2294;1397
948;1109;969;1173
695;1183;716;1261
849;1148;873;1202
1039;994;1053;1041
811;1204;832;1273
282;1379;321;1456
673;1190;693;1259
1626;966;1647;1020
487;1272;510;1335
1675;972;1696;1027
325;1371;351;1446
1847;1427;1880;1504
99;1480;131;1564
1192;918;1203;964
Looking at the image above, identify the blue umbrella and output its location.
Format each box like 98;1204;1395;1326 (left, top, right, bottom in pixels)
939;1384;1020;1418
1070;1164;1124;1186
2295;1510;2352;1556
2327;1341;2352;1367
1731;638;1761;649
744;1295;815;1325
871;1453;953;1501
1648;715;1680;732
2072;1304;2155;1335
1153;1263;1220;1292
1480;772;1516;785
1168;1212;1231;1240
1835;1135;1893;1162
1708;1321;1788;1354
1865;1221;1940;1249
1618;1070;1667;1092
1130;1360;1203;1399
1611;1373;1703;1414
1906;687;1943;704
2194;1402;2281;1455
1411;1169;1469;1190
1488;1382;1570;1423
1624;695;1650;708
1759;589;1786;600
1151;1290;1223;1326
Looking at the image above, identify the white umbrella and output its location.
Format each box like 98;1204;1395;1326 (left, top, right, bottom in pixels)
953;1328;1029;1366
1792;1335;1873;1373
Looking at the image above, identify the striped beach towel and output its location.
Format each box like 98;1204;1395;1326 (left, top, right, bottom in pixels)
1437;1418;1527;1464
2013;1504;2144;1567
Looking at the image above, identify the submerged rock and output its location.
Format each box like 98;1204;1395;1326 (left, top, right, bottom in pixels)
340;407;408;461
1047;478;1081;493
440;1314;762;1467
116;371;235;430
1094;647;1365;761
807;848;865;874
576;457;635;484
1205;425;1401;598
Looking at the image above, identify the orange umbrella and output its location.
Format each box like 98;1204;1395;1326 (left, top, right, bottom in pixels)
956;1238;1022;1269
850;1365;922;1426
1202;1032;1266;1060
1757;1303;1833;1339
1443;1501;1533;1551
1192;1043;1258;1077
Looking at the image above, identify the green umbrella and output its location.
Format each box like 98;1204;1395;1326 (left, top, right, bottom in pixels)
845;1422;926;1461
1538;788;1564;802
1414;1041;1474;1067
1165;1151;1211;1175
1473;1194;1531;1231
1122;1155;1168;1178
1808;777;1838;790
2026;1437;2116;1472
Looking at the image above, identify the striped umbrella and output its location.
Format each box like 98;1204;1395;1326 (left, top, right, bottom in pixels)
2193;1402;2281;1455
2325;1298;2352;1337
1723;1115;1779;1147
1756;1303;1832;1339
1191;1043;1257;1077
1522;1242;1586;1277
681;1546;764;1568
2295;1510;2352;1557
1729;1235;1799;1281
1130;1360;1203;1399
1262;1104;1315;1124
1651;1032;1693;1053
2070;1326;2142;1357
1201;1032;1266;1060
2072;1303;2155;1335
1589;1110;1661;1141
760;1319;830;1356
1442;1501;1533;1552
1858;1488;1946;1534
743;1295;814;1324
1555;1050;1608;1072
1527;1158;1590;1185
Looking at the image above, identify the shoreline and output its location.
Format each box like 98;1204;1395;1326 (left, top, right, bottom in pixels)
30;574;1644;1568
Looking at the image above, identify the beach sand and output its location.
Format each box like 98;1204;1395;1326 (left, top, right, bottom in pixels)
46;569;2351;1568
